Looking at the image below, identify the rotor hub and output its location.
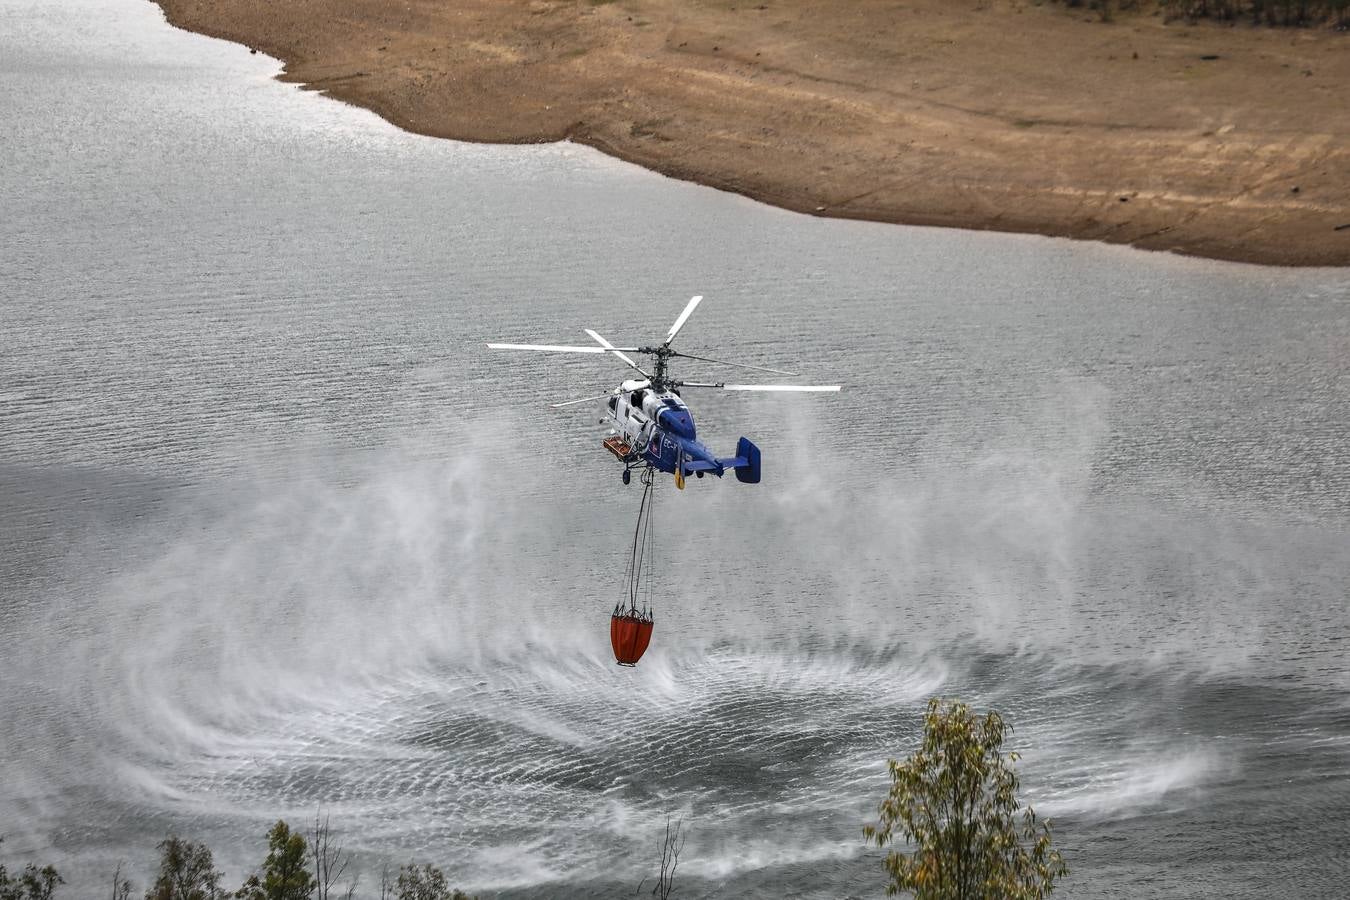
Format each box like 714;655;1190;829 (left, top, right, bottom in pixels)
636;346;677;391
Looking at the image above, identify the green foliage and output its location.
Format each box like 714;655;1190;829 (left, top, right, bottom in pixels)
237;822;315;900
864;698;1067;899
1;831;482;900
391;865;474;900
144;837;224;900
0;865;62;900
0;846;63;900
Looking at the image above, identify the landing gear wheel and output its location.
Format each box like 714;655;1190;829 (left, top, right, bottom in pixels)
622;468;631;485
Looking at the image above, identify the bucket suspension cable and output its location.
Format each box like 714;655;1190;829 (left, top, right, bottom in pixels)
621;467;657;616
640;469;657;612
611;466;657;666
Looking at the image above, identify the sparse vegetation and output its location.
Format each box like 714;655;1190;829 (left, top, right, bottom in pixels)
1055;0;1350;27
1162;0;1350;25
1;824;475;900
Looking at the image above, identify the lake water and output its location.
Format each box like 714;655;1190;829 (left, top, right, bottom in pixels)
2;1;1349;897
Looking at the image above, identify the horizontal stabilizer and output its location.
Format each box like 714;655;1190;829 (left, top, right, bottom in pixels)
705;438;761;484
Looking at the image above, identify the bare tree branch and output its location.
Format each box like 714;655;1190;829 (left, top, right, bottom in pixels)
311;810;356;900
651;817;685;900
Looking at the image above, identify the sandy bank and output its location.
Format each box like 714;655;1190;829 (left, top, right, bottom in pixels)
153;0;1349;266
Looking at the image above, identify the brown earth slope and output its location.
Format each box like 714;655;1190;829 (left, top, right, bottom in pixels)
153;0;1350;266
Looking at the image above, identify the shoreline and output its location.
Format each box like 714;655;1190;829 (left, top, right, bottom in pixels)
152;0;1349;267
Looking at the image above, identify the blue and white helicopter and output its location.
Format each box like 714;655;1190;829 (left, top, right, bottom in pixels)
487;295;840;489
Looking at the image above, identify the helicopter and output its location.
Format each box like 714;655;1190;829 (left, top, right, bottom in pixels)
487;295;840;489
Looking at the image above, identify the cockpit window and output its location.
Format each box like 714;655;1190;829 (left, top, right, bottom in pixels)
608;396;617;411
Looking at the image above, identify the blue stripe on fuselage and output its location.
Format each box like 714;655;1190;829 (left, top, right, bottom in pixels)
644;428;723;477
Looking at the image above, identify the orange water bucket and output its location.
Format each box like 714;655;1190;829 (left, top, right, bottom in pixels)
610;608;654;666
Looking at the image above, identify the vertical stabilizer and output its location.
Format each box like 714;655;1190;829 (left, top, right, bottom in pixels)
733;437;761;484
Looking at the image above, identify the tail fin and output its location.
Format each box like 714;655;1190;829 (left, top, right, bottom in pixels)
725;437;761;484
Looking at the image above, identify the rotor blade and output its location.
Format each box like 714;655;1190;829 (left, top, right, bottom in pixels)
724;384;841;392
664;294;703;346
486;343;608;354
677;381;840;392
670;350;799;377
550;392;615;408
584;329;650;377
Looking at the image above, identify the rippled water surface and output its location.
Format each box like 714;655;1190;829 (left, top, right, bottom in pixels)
3;1;1349;897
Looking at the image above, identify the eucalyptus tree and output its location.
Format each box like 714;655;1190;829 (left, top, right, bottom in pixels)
144;837;224;900
237;821;314;900
864;698;1067;899
0;837;62;900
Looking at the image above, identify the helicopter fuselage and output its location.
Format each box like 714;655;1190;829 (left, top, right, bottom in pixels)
605;387;758;484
